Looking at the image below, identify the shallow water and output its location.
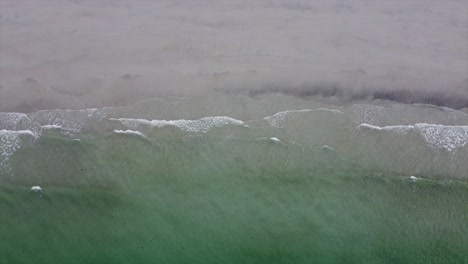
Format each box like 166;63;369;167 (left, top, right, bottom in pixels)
1;95;468;263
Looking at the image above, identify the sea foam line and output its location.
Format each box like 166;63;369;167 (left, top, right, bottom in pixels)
111;116;246;133
113;129;147;139
357;123;414;134
41;125;63;129
0;129;38;139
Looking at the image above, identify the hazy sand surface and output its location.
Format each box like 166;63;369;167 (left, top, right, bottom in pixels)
0;0;467;111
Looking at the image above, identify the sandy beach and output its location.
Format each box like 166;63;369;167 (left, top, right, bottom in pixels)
1;0;467;111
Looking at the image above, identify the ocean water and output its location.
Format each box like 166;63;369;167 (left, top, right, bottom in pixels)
1;95;468;263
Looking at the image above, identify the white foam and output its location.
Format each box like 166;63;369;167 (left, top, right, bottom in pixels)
410;176;418;181
350;104;386;125
357;123;413;134
41;125;63;129
0;129;36;137
357;123;382;130
112;116;246;133
269;137;281;142
113;129;147;138
40;124;77;136
30;107;112;136
358;123;468;151
264;108;344;128
31;186;42;192
0;129;37;176
0;112;31;130
313;108;345;115
415;123;468;152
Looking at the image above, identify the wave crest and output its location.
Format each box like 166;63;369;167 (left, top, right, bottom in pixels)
112;116;246;133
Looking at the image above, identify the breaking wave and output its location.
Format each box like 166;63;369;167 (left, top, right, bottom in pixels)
111;116;247;133
358;123;468;151
1;95;468;179
0;129;37;176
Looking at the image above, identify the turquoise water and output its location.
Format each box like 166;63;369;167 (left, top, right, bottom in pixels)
1;95;468;263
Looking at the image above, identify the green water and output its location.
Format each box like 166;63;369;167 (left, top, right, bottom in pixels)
1;133;467;263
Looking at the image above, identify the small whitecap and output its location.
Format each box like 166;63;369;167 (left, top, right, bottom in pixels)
31;186;42;192
113;129;147;139
321;145;335;152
